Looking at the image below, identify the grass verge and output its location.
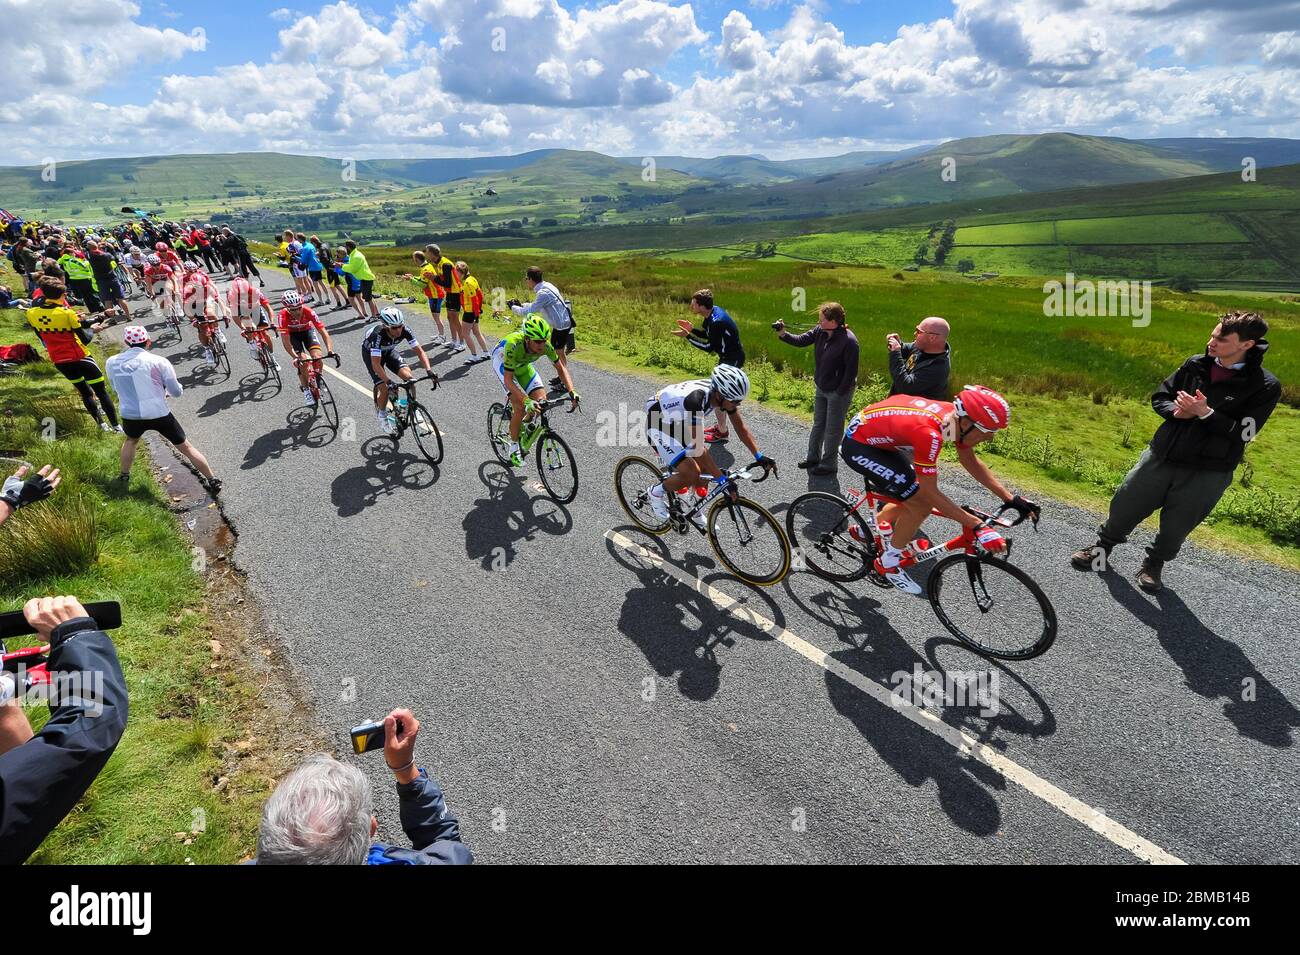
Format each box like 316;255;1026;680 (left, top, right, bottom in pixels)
0;306;315;863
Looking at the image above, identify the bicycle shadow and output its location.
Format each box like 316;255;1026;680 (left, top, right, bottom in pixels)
330;436;439;517
195;372;280;417
605;527;785;703
782;571;1055;838
1101;570;1298;747
462;461;573;569
241;406;340;470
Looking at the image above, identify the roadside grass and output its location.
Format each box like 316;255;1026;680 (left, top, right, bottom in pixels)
0;310;276;863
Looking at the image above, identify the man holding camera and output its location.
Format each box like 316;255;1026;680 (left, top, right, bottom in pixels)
508;266;573;391
775;302;860;476
255;708;473;865
0;596;130;864
887;316;951;401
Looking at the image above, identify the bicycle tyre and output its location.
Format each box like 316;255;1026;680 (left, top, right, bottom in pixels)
706;496;791;586
784;490;873;582
486;402;512;465
927;553;1058;660
613;455;671;535
409;400;443;466
536;430;577;504
215;340;231;377
317;375;339;430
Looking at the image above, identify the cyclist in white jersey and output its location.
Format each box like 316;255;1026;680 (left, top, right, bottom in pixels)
643;365;774;526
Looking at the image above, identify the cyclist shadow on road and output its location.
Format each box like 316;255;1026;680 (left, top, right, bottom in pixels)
241;406;343;471
606;528;785;703
329;436;440;517
1102;571;1299;747
463;461;572;570
195;372;282;418
783;572;1054;838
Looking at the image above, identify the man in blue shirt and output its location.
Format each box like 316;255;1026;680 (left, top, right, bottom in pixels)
675;288;744;443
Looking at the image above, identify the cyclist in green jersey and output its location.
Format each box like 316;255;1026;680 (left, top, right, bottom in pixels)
491;316;579;466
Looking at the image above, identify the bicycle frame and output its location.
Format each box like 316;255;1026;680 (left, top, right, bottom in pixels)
844;489;1026;568
658;448;771;534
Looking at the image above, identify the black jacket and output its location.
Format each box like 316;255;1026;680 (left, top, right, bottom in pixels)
780;324;860;395
888;343;951;401
0;617;129;864
1149;340;1281;471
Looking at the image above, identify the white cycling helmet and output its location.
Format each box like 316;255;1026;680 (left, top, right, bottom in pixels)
281;290;302;308
183;260;199;271
379;306;406;327
710;364;750;402
147;254;160;265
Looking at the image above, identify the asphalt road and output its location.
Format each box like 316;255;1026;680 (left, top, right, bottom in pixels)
123;267;1299;864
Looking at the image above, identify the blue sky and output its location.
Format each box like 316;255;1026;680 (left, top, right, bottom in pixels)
2;0;1298;164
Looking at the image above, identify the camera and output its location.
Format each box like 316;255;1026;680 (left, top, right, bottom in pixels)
771;321;785;330
350;718;403;755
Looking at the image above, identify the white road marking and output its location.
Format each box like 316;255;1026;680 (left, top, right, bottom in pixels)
605;529;1186;866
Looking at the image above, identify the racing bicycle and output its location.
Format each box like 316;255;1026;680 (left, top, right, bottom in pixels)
242;327;280;384
195;316;232;377
487;395;579;504
375;371;443;466
783;488;1057;659
614;455;791;586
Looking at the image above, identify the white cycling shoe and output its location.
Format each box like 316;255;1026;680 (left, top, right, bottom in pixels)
876;547;922;595
646;485;670;520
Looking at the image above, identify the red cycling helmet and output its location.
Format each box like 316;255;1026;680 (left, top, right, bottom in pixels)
953;384;1011;432
154;241;168;251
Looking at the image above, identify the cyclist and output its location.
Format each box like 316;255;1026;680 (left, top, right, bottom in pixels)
839;385;1038;594
491;315;578;467
24;276;121;433
227;276;277;368
277;290;336;406
363;306;436;435
643;365;774;527
181;261;226;365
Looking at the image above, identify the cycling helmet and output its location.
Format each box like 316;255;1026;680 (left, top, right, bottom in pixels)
154;241;167;251
122;325;150;346
379;306;406;327
710;364;750;402
183;260;199;271
953;384;1011;432
522;315;550;341
281;290;303;308
147;254;160;265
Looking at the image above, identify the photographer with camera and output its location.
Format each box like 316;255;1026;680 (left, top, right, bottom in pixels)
255;708;473;865
775;302;859;476
0;596;130;864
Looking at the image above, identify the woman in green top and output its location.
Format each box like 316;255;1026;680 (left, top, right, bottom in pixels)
341;240;379;318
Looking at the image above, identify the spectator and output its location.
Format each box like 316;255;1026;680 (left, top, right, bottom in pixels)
84;240;132;325
1071;311;1281;592
106;325;223;495
25;277;121;433
0;463;60;527
674;288;744;444
341;240;379;318
255;708;472;865
11;239;40;297
776;301;860;475
508;266;573;391
0;595;130;865
887;316;951;400
220;227;263;286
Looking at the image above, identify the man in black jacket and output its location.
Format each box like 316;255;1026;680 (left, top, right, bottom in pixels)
1071;311;1281;592
887;316;951;400
0;596;129;864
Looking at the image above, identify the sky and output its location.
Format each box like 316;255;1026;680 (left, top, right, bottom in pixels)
1;0;1298;165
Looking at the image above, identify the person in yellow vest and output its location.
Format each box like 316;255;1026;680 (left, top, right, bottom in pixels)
425;244;465;354
402;251;448;344
455;260;488;364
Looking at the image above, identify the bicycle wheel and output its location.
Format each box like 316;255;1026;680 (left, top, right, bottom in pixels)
784;491;873;582
264;347;281;384
706;496;791;586
317;375;339;430
486;402;512;465
927;553;1058;660
215;340;231;377
409;401;443;466
536;430;577;505
613;455;671;535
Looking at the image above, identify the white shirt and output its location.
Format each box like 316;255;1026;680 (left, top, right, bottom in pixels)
106;347;182;420
510;281;571;331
